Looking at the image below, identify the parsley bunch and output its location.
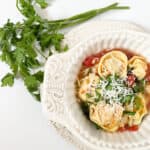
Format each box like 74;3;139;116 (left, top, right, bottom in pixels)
0;0;129;101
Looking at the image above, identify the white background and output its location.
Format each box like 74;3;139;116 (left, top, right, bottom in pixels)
0;0;150;150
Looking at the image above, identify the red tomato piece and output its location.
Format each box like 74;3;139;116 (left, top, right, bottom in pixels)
147;101;150;110
82;50;110;67
126;125;139;131
146;75;150;82
127;74;136;87
83;56;99;67
118;127;126;132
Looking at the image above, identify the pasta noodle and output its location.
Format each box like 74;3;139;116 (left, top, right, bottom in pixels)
78;73;99;102
128;56;148;80
98;51;128;78
90;101;124;132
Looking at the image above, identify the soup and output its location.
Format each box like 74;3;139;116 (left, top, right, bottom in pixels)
75;49;150;132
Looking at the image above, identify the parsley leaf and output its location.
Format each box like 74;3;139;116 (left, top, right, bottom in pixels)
1;73;14;87
123;111;136;116
133;79;146;93
16;0;36;18
24;75;40;92
35;0;48;8
95;89;101;102
33;71;44;82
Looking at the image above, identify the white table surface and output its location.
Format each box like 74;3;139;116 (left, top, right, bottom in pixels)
0;0;150;150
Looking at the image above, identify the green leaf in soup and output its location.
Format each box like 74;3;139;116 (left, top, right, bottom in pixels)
86;93;92;98
106;75;112;83
120;95;134;104
95;89;101;102
94;97;100;102
114;74;120;80
134;96;142;110
133;79;146;93
81;102;90;117
123;111;136;116
106;84;112;90
92;122;101;129
133;85;140;93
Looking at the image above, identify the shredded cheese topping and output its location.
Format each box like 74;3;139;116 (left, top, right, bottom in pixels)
96;75;134;104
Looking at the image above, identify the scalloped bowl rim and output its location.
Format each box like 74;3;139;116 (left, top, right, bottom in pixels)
63;30;150;150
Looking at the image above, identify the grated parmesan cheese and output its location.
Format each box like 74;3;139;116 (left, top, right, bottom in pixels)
96;75;134;104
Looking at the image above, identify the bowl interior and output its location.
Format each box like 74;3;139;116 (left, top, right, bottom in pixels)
64;31;150;148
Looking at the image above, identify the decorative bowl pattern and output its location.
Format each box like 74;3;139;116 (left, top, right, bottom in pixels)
42;21;150;150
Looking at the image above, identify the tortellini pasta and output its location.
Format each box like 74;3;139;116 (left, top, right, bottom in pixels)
90;101;124;132
124;93;147;126
98;51;128;78
128;56;148;80
89;94;148;132
78;73;99;102
135;94;148;124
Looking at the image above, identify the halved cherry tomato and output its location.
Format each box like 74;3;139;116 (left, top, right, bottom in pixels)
83;50;109;67
118;125;139;132
126;125;139;131
146;75;150;82
146;77;150;82
147;101;150;110
83;56;99;67
127;74;136;87
118;127;126;132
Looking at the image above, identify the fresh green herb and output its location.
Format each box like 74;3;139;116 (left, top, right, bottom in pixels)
106;74;119;90
123;111;136;116
134;96;142;110
1;73;14;87
120;95;134;104
105;75;114;90
133;85;140;93
100;76;104;81
114;74;120;80
35;0;48;8
0;0;129;101
95;97;100;103
24;71;43;101
133;79;146;93
95;89;101;102
81;102;90;117
106;75;112;83
106;84;112;90
86;93;92;98
92;122;101;129
99;75;134;104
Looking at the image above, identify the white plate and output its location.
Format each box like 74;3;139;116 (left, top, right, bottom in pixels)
42;21;150;150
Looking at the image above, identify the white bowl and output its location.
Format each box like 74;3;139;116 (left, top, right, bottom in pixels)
42;24;150;150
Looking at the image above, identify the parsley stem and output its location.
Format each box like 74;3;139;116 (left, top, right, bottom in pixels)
16;0;21;13
48;3;129;28
36;48;47;60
